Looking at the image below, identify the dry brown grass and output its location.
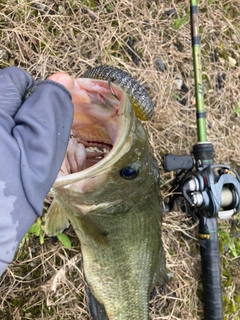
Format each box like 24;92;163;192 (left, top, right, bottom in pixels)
0;0;240;319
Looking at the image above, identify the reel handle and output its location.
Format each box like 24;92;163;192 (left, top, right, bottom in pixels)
163;154;193;172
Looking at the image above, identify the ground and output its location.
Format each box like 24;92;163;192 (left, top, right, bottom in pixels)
0;0;240;319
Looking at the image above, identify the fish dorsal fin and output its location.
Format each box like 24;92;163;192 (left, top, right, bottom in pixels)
45;200;70;236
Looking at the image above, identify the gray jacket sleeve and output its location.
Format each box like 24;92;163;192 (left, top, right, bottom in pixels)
0;67;73;275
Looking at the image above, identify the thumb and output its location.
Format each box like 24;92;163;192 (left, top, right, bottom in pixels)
48;73;73;92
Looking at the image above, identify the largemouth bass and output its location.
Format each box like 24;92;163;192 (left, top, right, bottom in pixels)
45;67;167;320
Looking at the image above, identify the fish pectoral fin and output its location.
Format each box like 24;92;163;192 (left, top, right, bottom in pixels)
73;215;109;246
45;200;70;236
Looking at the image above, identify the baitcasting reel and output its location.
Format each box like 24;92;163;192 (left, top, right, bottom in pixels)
162;143;240;320
163;146;240;220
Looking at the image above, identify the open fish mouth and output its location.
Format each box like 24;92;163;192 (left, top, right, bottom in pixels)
54;65;155;188
55;77;133;187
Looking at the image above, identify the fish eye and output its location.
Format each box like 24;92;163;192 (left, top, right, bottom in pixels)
120;166;139;179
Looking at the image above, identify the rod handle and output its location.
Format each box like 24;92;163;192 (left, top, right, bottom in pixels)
199;217;223;320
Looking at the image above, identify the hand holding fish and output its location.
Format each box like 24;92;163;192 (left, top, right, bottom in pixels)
0;66;73;275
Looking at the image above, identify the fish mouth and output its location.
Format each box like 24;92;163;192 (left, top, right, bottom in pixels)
54;78;133;188
68;136;112;170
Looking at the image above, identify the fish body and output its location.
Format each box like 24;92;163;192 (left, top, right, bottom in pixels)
45;68;166;320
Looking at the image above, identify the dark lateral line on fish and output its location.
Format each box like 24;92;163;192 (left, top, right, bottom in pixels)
196;111;206;119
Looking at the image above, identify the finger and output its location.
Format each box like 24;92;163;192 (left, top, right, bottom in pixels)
66;138;86;173
0;66;35;117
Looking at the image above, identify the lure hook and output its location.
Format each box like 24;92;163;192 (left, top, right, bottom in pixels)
108;79;119;101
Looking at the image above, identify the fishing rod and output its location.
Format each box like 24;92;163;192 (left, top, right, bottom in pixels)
163;1;240;319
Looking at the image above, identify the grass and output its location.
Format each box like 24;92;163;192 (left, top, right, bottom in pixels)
0;0;240;319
